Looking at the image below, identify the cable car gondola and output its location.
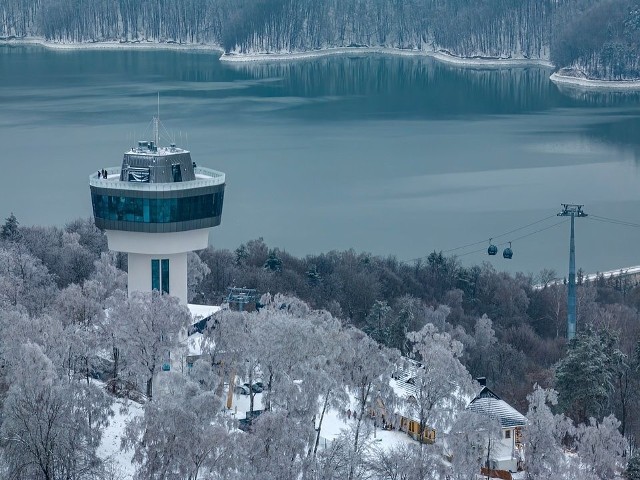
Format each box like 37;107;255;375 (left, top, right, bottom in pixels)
487;239;498;256
503;242;513;259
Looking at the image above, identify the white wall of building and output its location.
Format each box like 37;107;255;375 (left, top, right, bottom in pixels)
106;228;212;305
128;252;188;304
106;229;209;254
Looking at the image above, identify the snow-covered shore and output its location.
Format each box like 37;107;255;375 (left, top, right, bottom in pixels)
5;37;640;90
1;37;549;68
550;71;640;90
219;46;553;68
0;36;223;53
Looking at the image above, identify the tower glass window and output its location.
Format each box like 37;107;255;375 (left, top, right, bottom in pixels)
161;259;170;294
152;258;169;294
91;192;224;225
151;259;160;291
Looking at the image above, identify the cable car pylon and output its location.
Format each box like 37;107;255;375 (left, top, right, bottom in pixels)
557;204;588;341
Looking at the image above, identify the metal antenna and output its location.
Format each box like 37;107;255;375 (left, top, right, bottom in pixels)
557;204;588;340
154;92;160;146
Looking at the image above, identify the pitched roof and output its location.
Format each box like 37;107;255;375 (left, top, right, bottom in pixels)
390;358;421;399
466;386;526;428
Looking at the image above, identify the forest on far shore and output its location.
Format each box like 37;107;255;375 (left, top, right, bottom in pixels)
1;0;639;80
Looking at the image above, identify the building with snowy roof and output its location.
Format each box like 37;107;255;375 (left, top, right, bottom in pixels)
388;359;437;443
466;378;526;473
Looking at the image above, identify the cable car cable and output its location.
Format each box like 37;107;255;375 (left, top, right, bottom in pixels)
454;218;568;258
442;214;557;253
406;214;558;262
588;215;640;229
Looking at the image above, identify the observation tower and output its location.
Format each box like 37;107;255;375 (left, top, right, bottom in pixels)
89;117;225;304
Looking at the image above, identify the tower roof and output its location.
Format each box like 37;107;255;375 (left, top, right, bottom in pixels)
120;141;196;183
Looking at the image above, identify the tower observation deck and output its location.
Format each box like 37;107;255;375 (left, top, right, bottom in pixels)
89;136;225;304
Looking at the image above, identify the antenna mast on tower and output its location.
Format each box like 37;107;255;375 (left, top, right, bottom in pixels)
153;92;160;146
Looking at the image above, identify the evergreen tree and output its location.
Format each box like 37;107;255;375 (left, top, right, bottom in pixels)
0;212;20;242
364;300;392;345
626;451;640;480
264;249;283;272
555;327;621;423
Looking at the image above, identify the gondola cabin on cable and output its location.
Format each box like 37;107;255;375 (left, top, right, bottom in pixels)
503;242;513;259
488;239;498;256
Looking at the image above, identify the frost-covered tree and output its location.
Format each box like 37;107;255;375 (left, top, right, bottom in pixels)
90;251;127;301
238;410;310;480
523;385;572;480
187;251;210;302
367;442;445;480
123;371;233;480
575;415;627;480
65;217;107;258
252;295;348;448
0;342;111;479
342;327;396;480
465;314;498;380
108;290;192;400
0;243;56;316
447;410;502;480
405;322;476;443
53;280;107;382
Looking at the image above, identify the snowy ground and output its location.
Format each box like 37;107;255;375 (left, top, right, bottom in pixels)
316;407;416;450
225;388;415;450
98;397;143;480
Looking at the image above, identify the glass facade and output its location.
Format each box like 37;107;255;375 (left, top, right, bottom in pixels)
91;192;224;224
151;258;170;294
151;259;160;291
161;259;169;294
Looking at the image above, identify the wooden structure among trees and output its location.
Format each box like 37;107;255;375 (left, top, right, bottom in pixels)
388;359;438;444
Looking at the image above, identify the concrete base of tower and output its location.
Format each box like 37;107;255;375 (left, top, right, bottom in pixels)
128;252;188;304
105;229;210;305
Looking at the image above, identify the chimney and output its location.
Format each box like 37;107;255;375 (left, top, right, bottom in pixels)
476;377;487;387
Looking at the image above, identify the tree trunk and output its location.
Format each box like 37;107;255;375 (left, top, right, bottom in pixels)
313;391;331;456
112;345;119;393
349;408;364;480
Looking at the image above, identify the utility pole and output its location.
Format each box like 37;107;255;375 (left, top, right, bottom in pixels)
557;204;588;341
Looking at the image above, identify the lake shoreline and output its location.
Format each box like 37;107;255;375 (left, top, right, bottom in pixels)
0;36;223;53
550;72;640;90
219;46;554;68
0;37;551;68
4;37;640;90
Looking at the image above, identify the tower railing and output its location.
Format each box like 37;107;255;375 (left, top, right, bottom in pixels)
89;166;225;191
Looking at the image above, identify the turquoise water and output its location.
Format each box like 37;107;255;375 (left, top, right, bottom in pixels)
2;45;640;276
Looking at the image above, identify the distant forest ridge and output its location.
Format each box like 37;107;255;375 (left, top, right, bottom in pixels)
1;0;639;80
